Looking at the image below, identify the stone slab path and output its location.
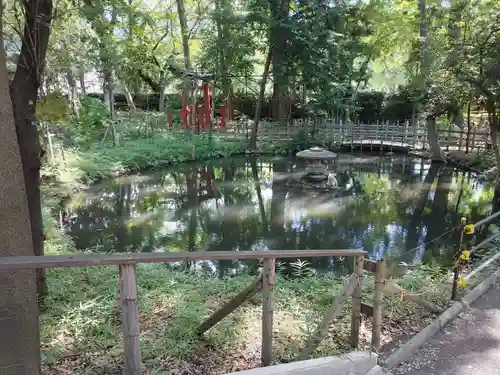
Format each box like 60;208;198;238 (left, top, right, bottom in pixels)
392;280;500;375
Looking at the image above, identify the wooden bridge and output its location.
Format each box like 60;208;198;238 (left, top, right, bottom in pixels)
220;118;492;153
255;119;490;152
124;111;491;153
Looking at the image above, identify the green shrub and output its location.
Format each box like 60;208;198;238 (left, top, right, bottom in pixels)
69;97;109;146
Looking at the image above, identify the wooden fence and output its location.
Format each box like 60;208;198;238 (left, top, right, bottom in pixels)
0;248;468;374
0;250;372;375
114;111;493;153
249;119;491;152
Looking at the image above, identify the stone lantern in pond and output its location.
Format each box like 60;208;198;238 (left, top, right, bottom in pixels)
296;146;337;182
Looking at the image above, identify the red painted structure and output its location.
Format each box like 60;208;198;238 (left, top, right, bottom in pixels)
164;69;231;131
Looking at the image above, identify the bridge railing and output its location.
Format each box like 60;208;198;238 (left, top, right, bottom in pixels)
0;249;385;375
234;118;491;152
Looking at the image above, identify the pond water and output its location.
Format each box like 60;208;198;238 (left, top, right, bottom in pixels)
61;153;499;276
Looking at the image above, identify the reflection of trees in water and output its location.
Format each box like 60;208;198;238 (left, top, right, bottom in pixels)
64;155;497;277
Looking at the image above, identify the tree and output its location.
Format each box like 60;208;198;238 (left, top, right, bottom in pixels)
451;0;500;186
9;0;54;298
418;0;446;162
0;34;41;375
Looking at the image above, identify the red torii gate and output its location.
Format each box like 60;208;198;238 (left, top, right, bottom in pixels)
165;66;229;132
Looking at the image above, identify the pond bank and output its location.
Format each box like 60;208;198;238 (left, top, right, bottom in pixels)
41;134;249;200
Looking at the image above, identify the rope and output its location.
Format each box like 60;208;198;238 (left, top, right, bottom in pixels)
389;224;462;261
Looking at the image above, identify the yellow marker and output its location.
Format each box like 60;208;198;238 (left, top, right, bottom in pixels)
460;250;471;261
458;275;467;289
28;100;33;105
463;224;475;235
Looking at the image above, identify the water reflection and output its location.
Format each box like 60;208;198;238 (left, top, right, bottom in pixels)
62;153;498;275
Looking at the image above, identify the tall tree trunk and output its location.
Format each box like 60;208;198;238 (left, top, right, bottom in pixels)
176;0;192;71
419;0;445;162
79;69;86;94
176;0;194;109
486;99;500;187
248;47;272;150
84;2;117;119
10;0;53;299
426;115;446;161
66;70;80;117
0;37;41;375
465;99;472;153
123;84;136;112
102;65;115;118
270;0;290;123
158;73;168;112
215;0;232;114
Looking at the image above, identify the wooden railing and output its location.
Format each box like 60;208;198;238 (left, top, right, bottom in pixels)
0;249;390;375
232;119;491;152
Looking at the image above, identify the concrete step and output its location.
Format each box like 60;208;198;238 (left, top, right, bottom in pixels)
225;351;378;375
363;365;391;375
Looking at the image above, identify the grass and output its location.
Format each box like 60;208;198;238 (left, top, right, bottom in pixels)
40;130;299;201
41;132;249;199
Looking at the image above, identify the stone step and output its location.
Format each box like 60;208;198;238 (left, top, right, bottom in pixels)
225;351;378;375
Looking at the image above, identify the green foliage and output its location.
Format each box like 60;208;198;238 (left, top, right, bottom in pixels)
44;134;249;189
37;92;71;124
69;97;109;146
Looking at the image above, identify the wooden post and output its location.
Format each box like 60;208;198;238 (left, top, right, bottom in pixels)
451;221;465;301
299;273;359;360
412;118;417;148
371;259;386;354
339;119;343;145
471;129;477;152
404;120;409;145
119;264;141;375
262;257;276;367
198;276;263;335
381;121;389;151
44;125;55;165
350;121;354;151
350;255;364;348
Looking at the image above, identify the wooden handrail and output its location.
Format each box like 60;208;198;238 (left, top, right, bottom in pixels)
0;249;367;270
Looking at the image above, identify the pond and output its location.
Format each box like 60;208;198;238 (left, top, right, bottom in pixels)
61;152;499;276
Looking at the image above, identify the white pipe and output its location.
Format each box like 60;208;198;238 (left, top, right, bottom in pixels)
474;210;500;228
466;247;500;281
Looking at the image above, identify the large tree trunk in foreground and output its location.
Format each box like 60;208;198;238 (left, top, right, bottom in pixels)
10;0;53;299
0;39;41;375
